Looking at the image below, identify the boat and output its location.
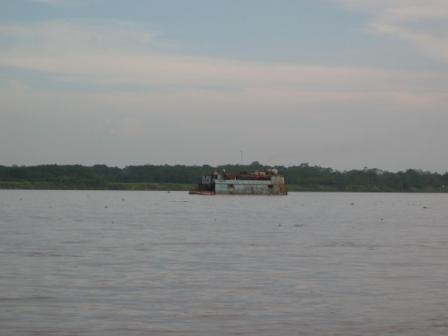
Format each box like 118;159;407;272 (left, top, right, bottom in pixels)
189;169;287;195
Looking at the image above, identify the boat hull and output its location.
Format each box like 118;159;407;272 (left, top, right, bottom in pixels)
188;190;215;195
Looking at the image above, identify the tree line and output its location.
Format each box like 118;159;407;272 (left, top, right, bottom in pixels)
0;162;447;192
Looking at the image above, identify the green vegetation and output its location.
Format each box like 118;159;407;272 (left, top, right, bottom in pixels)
0;162;447;192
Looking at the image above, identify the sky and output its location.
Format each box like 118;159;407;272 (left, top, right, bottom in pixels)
1;0;447;171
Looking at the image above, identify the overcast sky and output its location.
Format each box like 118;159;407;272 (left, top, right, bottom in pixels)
1;0;447;171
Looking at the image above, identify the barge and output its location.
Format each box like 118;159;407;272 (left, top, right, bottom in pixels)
189;169;287;195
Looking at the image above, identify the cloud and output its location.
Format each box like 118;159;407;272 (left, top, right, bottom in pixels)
0;21;156;50
336;0;448;22
335;0;448;62
29;0;97;6
2;77;447;169
0;20;446;110
30;0;69;4
369;23;448;63
1;19;447;169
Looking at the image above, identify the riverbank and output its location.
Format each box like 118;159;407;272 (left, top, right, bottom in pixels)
1;181;446;192
0;181;194;191
1;164;447;193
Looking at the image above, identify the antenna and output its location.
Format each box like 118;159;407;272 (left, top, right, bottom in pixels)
240;150;243;165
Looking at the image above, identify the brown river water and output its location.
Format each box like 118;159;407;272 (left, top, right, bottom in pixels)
1;190;448;336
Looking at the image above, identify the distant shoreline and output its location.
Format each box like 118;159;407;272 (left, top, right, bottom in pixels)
0;182;194;191
1;182;447;193
1;163;447;193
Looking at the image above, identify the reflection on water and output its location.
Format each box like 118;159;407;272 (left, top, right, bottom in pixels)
1;190;448;336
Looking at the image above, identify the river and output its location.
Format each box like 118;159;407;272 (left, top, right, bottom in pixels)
1;190;447;335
